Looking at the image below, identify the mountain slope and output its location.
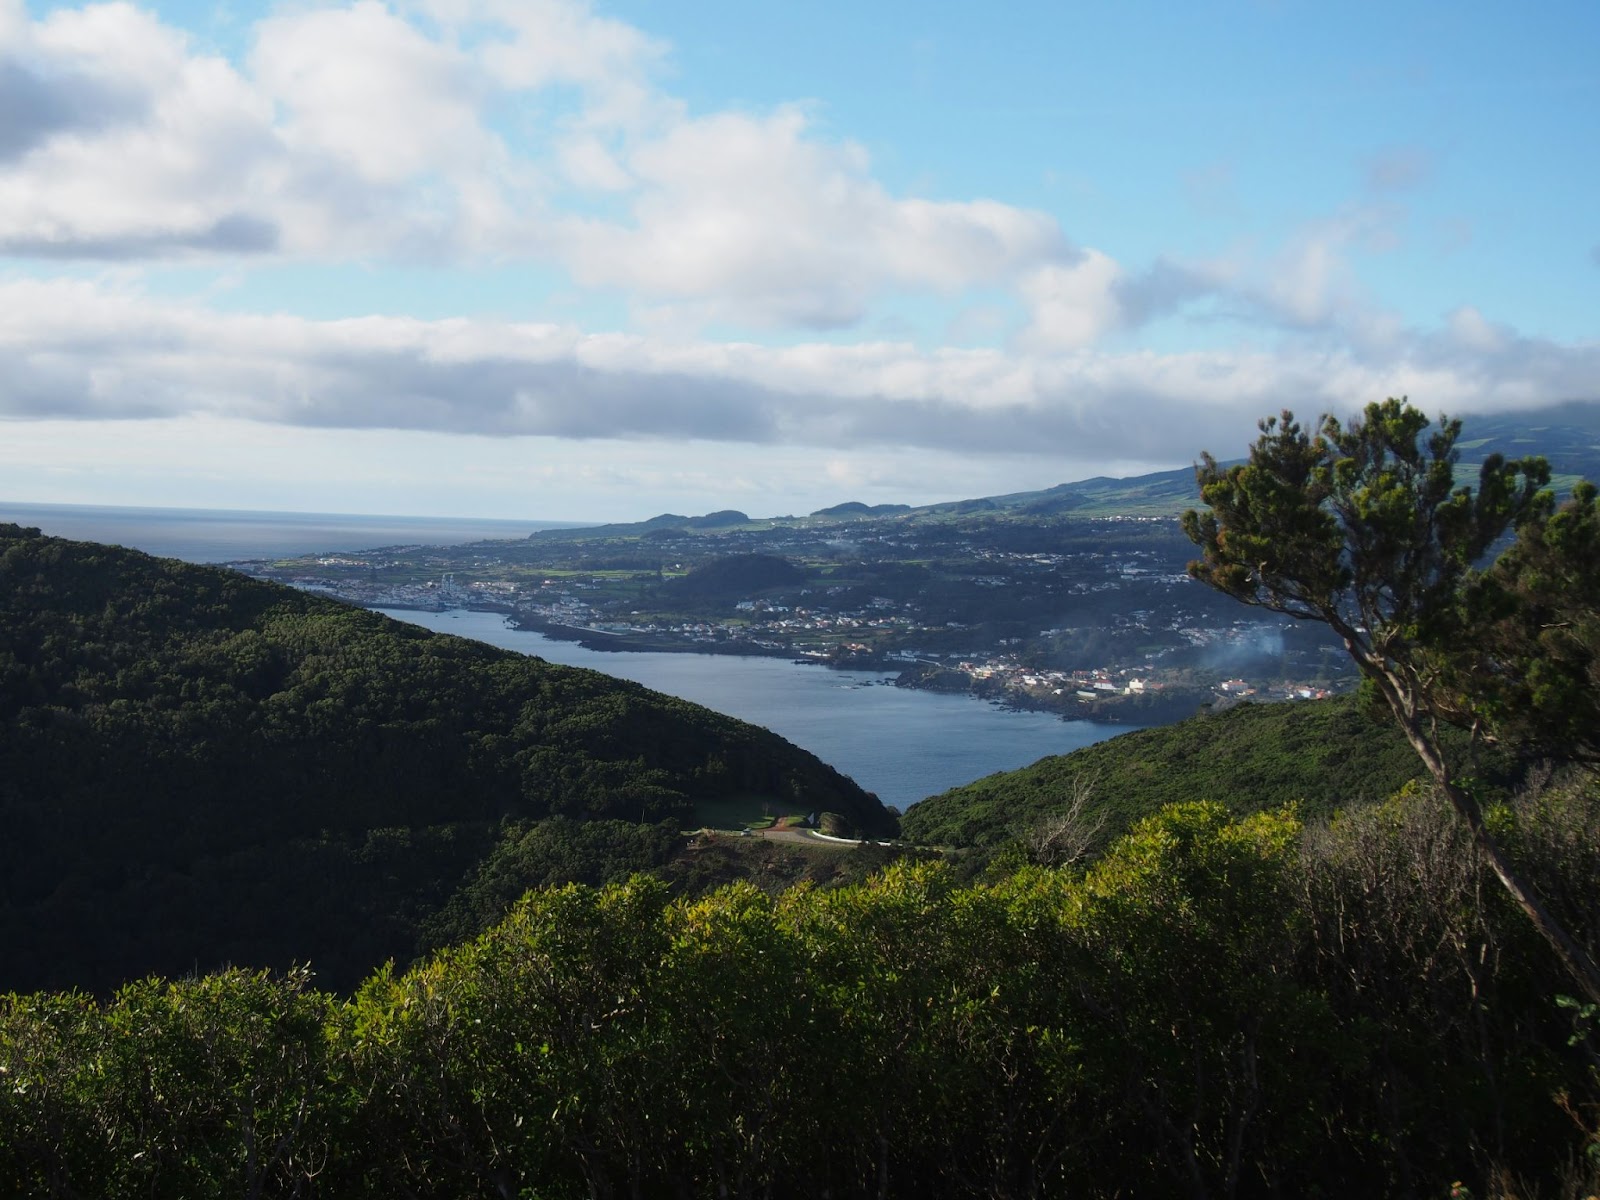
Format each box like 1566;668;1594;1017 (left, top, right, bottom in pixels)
527;410;1600;542
904;411;1600;521
1452;412;1600;492
900;695;1516;849
0;524;895;992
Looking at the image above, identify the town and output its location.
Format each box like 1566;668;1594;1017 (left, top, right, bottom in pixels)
231;502;1356;727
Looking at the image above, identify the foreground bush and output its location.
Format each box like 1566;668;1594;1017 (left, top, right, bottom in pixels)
4;797;1598;1198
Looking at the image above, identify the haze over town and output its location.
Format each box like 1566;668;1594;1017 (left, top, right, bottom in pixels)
1;0;1596;520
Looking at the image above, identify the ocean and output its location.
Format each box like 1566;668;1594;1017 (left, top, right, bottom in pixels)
0;500;575;563
381;608;1125;810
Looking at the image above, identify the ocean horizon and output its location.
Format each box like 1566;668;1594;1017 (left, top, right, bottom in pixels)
0;499;585;564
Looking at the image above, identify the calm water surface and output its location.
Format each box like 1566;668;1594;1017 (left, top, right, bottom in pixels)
0;501;574;563
381;608;1132;810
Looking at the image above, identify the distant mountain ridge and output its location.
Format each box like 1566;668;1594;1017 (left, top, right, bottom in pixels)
533;408;1600;536
810;501;914;518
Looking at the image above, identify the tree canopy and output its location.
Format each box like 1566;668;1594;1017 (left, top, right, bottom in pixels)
1183;398;1600;1004
1438;480;1600;759
1181;400;1551;679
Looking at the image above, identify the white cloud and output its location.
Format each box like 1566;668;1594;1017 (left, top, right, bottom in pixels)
1364;145;1433;194
440;0;669;126
1190;206;1407;334
251;3;486;187
1016;251;1125;350
0;2;283;256
0;0;1077;329
0;3;527;259
0;0;1426;354
558;106;1068;328
1445;305;1510;355
0;0;1584;475
1014;249;1235;350
1;277;1593;470
0;413;1171;520
1269;237;1346;326
557;133;633;191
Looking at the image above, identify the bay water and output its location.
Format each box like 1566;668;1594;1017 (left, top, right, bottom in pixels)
380;608;1127;810
0;500;573;563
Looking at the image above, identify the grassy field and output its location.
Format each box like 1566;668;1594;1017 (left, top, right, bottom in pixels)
691;794;812;832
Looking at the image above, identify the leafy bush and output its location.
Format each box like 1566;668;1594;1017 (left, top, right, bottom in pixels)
6;794;1597;1197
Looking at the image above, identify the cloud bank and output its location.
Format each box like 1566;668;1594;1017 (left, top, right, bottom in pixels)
0;0;1594;497
2;277;1594;467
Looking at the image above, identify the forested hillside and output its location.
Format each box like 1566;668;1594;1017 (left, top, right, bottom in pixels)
0;525;894;993
900;694;1516;850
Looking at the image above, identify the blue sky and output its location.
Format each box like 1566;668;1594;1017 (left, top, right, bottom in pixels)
0;0;1596;520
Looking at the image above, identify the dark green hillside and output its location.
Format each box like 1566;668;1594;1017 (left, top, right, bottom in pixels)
902;694;1513;849
1454;412;1600;493
662;552;805;602
535;507;754;540
0;525;893;993
810;501;912;517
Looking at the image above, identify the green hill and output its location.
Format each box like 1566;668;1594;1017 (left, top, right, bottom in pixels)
900;694;1515;849
662;552;806;602
916;465;1203;518
902;410;1600;521
1451;411;1600;494
0;525;895;993
534;507;755;540
810;501;913;518
516;407;1600;543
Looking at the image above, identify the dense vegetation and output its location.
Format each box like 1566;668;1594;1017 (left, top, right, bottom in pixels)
900;693;1512;850
659;552;807;603
0;525;894;993
5;793;1598;1198
1186;399;1600;1002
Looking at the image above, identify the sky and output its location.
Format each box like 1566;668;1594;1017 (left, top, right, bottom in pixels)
0;0;1597;522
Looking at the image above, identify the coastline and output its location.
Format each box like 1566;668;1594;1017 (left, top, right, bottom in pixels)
508;615;802;661
425;605;1179;729
375;604;1127;814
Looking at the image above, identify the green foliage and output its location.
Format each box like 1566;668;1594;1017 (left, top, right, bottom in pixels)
1060;804;1346;1194
419;817;682;950
1299;784;1600;1185
658;552;806;605
1439;481;1600;759
6;795;1598;1197
900;693;1509;849
1182;398;1600;1006
0;968;334;1198
1182;400;1550;653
